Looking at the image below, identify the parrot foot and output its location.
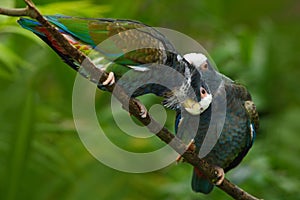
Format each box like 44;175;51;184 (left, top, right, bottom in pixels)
134;99;148;118
122;99;147;118
176;139;196;163
212;166;225;185
102;72;115;86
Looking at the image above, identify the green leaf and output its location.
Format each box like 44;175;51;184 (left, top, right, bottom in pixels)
0;0;15;22
0;43;34;80
38;1;110;17
6;89;35;200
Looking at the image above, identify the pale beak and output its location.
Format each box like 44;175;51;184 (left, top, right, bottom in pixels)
182;94;212;115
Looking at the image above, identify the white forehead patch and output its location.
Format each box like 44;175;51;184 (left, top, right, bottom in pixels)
183;53;207;67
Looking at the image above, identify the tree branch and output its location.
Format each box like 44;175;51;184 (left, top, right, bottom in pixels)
0;1;262;200
0;7;29;16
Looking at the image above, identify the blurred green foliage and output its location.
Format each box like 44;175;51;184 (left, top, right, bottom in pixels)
0;0;300;199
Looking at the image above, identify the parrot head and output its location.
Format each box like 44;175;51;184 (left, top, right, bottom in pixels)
180;52;219;115
163;58;212;115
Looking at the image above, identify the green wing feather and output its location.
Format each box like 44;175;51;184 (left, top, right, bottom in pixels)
18;15;184;97
45;15;176;67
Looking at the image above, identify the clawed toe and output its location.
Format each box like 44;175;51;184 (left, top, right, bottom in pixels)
134;99;148;118
102;72;115;86
176;139;196;163
212;166;224;185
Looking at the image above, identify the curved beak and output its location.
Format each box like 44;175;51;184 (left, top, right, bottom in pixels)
182;93;212;115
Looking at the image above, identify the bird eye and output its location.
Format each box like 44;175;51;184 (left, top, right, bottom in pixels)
200;87;209;99
201;63;208;70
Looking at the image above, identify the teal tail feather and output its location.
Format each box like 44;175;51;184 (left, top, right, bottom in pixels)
17;17;80;72
17;18;43;36
192;168;214;194
18;17;68;37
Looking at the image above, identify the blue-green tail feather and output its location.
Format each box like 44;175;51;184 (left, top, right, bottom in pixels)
17;18;80;72
192;169;214;194
18;18;44;36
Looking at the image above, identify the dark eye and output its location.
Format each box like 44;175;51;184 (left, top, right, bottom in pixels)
201;63;208;70
201;88;206;95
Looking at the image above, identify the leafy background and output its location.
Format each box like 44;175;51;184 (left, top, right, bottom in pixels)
0;0;299;199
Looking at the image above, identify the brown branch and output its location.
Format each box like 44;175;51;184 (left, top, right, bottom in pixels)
0;1;262;200
0;7;29;16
